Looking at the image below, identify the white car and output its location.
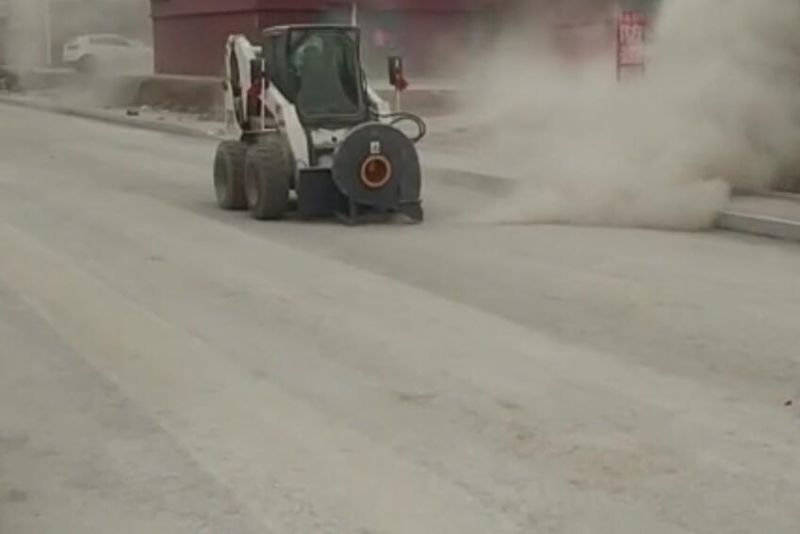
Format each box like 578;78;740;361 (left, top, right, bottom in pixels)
62;34;154;74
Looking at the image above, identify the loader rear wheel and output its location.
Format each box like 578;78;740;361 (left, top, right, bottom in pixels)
76;55;98;75
214;140;247;210
244;136;292;220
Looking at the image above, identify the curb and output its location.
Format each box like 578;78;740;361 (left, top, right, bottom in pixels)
419;150;517;194
6;94;797;244
0;95;219;140
1;94;512;194
419;160;515;195
716;210;800;243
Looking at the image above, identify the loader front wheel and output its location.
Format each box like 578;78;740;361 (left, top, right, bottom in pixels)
214;140;247;210
244;136;292;220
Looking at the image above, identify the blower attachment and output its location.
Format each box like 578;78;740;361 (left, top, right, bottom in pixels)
330;122;423;223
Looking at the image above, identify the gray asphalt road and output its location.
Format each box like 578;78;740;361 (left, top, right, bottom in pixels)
1;104;799;534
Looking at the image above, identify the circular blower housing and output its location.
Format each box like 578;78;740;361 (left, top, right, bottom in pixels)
331;122;422;211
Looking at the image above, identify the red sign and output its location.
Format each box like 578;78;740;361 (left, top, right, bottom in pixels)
617;10;647;80
388;56;408;92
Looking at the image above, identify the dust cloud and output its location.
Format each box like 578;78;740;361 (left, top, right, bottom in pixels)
2;0;150;68
1;0;152;107
466;0;800;230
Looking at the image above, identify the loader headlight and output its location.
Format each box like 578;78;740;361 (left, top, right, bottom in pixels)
360;155;392;189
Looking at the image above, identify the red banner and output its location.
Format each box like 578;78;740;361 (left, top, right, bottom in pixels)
617;10;647;80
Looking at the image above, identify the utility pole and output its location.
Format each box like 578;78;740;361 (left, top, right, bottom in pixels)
350;1;358;26
41;0;52;66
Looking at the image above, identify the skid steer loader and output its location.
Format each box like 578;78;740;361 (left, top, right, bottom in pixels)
214;24;426;224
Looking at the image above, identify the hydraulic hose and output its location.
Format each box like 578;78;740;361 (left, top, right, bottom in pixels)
380;112;427;144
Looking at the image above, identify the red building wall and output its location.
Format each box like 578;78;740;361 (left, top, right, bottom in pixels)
150;0;505;77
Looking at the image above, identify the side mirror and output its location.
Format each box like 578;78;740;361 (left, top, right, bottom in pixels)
388;56;408;91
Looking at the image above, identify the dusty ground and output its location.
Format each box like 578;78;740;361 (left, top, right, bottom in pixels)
1;104;799;533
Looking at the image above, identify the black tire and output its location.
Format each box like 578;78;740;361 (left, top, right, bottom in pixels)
244;135;292;220
214;140;248;210
76;55;98;75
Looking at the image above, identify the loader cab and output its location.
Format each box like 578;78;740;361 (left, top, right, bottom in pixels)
261;25;369;128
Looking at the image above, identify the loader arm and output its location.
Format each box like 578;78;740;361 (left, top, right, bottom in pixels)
223;35;259;133
224;34;309;166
